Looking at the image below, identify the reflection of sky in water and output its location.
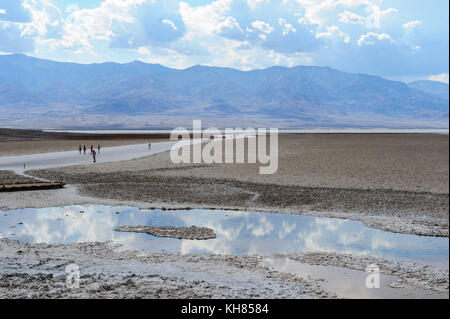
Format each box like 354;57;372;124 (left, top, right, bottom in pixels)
0;205;448;265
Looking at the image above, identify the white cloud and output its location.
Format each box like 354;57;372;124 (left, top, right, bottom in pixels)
339;10;364;24
279;18;296;36
428;73;449;84
378;7;398;17
162;18;178;31
295;0;336;26
316;25;350;43
251;20;274;34
14;0;130;54
136;46;151;55
402;20;422;29
0;20;35;53
0;0;441;78
179;0;231;37
247;0;267;10
20;0;64;38
295;0;386;26
365;5;398;28
357;31;392;45
213;16;244;40
0;9;6;15
293;0;399;32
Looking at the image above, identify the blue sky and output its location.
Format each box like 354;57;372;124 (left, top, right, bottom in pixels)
0;0;448;82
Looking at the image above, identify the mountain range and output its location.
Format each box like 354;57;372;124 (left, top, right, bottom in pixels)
0;54;448;129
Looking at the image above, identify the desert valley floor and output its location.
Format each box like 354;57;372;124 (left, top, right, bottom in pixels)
0;132;448;298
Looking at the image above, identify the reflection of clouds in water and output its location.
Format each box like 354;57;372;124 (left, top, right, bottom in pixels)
247;216;274;237
219;224;243;241
177;211;287;255
0;206;446;263
67;206;154;249
177;210;285;255
11;206;141;248
314;218;345;231
302;228;331;253
60;206;115;243
15;206;116;243
338;231;364;246
296;218;335;252
278;220;296;239
178;212;370;256
16;207;70;243
370;237;393;250
0;207;404;257
180;238;233;255
176;210;244;241
21;217;59;243
177;210;245;254
297;218;374;256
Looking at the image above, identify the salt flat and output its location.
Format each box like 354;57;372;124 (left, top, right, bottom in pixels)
0;142;177;174
0;133;448;299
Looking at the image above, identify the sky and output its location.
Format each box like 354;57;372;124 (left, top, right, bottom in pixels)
0;0;448;82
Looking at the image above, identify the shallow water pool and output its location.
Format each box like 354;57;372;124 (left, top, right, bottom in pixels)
0;205;448;265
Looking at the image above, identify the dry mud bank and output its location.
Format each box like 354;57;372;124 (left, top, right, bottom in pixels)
115;225;217;240
0;239;333;299
0;170;41;184
1;239;447;299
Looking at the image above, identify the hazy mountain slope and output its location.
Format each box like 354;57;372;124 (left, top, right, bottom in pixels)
0;54;448;128
408;80;449;101
0;54;170;91
0;82;49;107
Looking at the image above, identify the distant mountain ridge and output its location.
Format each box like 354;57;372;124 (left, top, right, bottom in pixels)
0;54;448;129
407;80;449;101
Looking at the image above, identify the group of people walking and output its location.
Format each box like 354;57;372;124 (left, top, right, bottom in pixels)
77;142;154;164
78;144;101;163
